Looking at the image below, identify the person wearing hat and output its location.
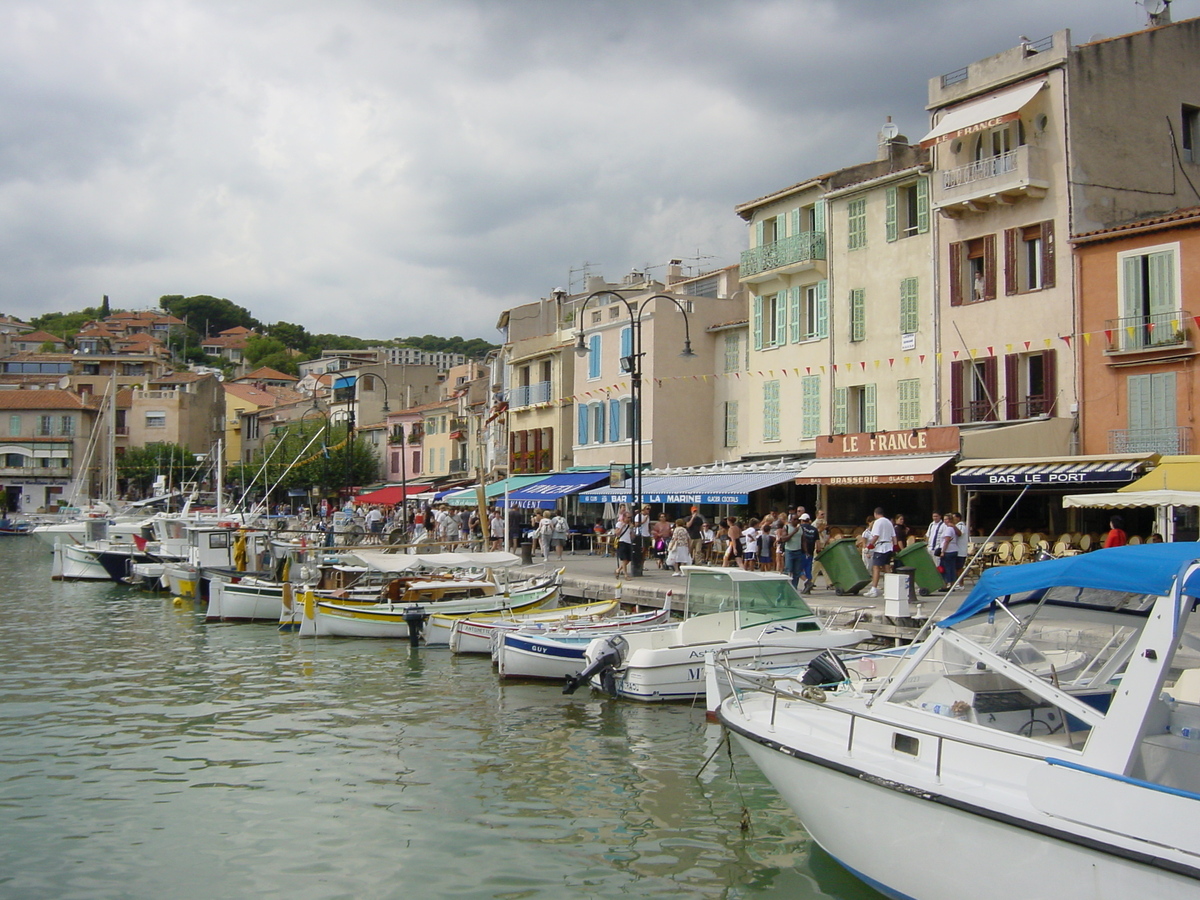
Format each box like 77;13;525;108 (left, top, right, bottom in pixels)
686;505;706;566
782;511;819;591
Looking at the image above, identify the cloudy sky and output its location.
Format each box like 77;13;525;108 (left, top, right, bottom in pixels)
0;0;1188;342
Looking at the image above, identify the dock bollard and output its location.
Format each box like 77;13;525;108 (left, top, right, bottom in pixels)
520;541;534;565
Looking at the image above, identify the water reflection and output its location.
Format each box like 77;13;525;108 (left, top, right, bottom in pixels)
0;539;881;899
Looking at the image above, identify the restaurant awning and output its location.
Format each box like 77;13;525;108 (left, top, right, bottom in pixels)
442;475;546;507
952;454;1153;489
579;467;805;504
920;79;1046;146
353;484;430;504
1062;490;1200;509
1120;455;1200;493
498;471;611;509
795;454;956;486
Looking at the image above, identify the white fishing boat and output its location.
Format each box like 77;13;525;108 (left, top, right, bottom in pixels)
436;599;620;653
494;604;675;680
565;566;870;702
718;543;1200;900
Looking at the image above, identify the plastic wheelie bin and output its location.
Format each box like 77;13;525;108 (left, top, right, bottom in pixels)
815;537;871;595
894;541;944;596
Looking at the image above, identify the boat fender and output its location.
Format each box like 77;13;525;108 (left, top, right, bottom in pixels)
404;605;428;648
563;635;628;695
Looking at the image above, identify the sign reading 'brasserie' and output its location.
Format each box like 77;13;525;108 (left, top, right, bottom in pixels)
816;426;960;459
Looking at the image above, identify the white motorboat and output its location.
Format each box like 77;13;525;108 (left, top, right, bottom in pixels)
565;566;870;702
436;599;620;653
718;543;1200;900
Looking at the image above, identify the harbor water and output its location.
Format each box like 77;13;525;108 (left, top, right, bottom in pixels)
0;538;882;899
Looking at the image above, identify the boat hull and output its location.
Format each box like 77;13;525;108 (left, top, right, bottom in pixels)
496;632;593;681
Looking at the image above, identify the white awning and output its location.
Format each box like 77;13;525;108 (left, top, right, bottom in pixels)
921;79;1046;146
1062;490;1200;509
795;454;956;486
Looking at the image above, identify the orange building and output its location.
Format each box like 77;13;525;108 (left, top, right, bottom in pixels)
1075;207;1200;457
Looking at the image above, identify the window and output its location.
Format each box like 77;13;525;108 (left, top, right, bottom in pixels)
849;289;865;342
59;415;74;437
801;375;821;439
723;333;741;373
752;292;786;350
1183;104;1199;164
724;401;739;448
898;379;921;430
1118;244;1180;349
1004;221;1055;294
949;235;996;305
8;415;18;437
950;358;999;423
145;411;166;429
847;199;867;250
755;214;786;247
886;179;929;241
1124;372;1179;452
38;415;53;436
899;278;920;334
1004;350;1057;419
591;403;605;444
832;384;876;434
763;381;780;441
587;334;601;379
791;200;824;236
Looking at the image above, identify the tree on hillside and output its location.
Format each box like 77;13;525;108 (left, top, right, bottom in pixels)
267;321;316;355
31;306;109;340
159;295;260;337
244;335;288;367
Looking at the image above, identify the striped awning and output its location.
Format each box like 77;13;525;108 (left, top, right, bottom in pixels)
579;468;804;505
952;455;1153;489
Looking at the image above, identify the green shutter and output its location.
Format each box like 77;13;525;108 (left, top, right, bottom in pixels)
816;280;829;338
885;186;898;243
725;401;739;448
774;292;787;348
900;277;919;334
850;289;865;342
916;177;930;234
752;295;763;350
801;375;821;439
764;380;781;441
813;199;825;234
1148;250;1176;316
789;286;801;343
833;386;848;434
898;378;920;430
1152;372;1176;429
864;383;877;433
755;220;765;249
776;214;787;240
1122;256;1144;321
1127;374;1151;433
791;208;801;237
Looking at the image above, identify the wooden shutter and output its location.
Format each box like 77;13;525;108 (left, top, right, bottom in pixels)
801;375;820;438
752;295;763;350
620;326;632;359
983;234;997;300
577;407;588;445
813;199;826;234
775;292;787;348
833;387;848;434
755;220;765;248
588;335;601;378
1004;353;1020;419
1041;348;1058;415
609;398;620;442
1004;228;1019;296
950;360;965;423
1041;220;1056;288
916;177;930;234
864;383;877;433
949;242;963;307
885;187;898;242
1128;374;1150;434
850;289;865;341
816;280;829;338
789;286;801;343
983;356;999;421
900;277;919;334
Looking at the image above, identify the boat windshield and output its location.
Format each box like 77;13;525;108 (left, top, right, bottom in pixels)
685;570;815;625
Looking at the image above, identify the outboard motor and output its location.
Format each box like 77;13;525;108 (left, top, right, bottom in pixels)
563;635;628;696
404;605;428;648
801;650;851;688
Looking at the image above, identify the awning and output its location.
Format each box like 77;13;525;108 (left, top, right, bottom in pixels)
952;455;1151;489
580;468;805;504
354;484;429;504
1062;490;1200;509
498;471;611;509
795;454;955;486
920;79;1046;146
442;475;546;507
332;375;354;390
1120;456;1200;493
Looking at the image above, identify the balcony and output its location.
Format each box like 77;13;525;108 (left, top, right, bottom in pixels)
952;400;999;425
448;457;470;475
1104;309;1192;358
1109;426;1192;455
509;381;552;409
1009;394;1055;419
739;231;826;282
932;145;1049;216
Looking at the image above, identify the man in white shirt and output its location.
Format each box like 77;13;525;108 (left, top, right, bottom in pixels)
863;507;896;598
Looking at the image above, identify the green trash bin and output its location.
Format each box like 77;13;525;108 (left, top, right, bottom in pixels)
894;541;944;596
815;536;871;596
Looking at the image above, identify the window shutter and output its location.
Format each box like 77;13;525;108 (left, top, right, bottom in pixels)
1004;353;1020;419
950;360;965;424
724;401;739;448
789;287;801;343
1153;372;1177;430
949;242;963;307
850;289;865;342
833;387;848;434
885;187;898;242
1041;348;1058;415
578;405;589;444
813;199;826;234
983;234;997;300
763;380;781;441
1127;374;1151;433
609;398;620;442
1122;256;1145;335
1148;250;1176;316
791;208;801;237
1041;220;1056;288
588;335;601;378
916;177;930;234
755;220;765;248
593;403;606;443
775;214;787;240
620;326;632;359
983;356;999;421
900;277;919;334
816;280;829;338
864;383;877;433
1003;228;1018;296
801;375;820;438
775;292;787;347
752;295;764;350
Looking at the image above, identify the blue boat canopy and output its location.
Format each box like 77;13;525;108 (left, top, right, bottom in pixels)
940;543;1200;628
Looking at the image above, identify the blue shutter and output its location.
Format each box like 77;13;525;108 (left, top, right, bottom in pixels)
578;404;589;444
620;326;632;359
588;334;601;379
609;398;620;442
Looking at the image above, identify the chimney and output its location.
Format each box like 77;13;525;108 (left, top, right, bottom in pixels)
877;115;900;161
667;259;683;284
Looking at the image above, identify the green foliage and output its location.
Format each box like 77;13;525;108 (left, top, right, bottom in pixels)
31;307;109;340
395;334;497;357
117;444;203;496
251;351;299;376
159;295;261;336
227;420;378;503
267;321;315;354
244;335;288;366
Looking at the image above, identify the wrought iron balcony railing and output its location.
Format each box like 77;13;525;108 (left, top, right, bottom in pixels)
1109;426;1192;455
1103;309;1191;353
740;231;826;279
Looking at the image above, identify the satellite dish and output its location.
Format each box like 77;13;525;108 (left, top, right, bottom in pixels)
58;376;70;389
880;116;899;141
1143;0;1167;15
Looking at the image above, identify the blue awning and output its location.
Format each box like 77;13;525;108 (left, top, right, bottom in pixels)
332;376;354;390
951;457;1150;489
497;472;610;509
578;468;803;505
940;543;1200;628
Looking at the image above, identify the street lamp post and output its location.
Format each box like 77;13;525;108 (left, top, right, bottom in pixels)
333;370;390;504
573;290;696;577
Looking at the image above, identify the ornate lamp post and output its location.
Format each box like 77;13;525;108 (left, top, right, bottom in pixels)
574;290;696;577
